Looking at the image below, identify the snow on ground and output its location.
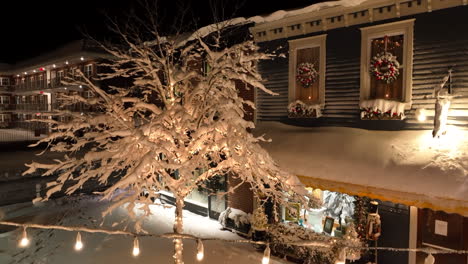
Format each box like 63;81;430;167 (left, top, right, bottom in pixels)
0;195;290;264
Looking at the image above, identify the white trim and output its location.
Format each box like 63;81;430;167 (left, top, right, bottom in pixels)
250;0;463;42
360;19;414;110
288;34;327;107
408;206;417;264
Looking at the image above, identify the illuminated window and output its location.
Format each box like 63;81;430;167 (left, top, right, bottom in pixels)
360;19;414;106
288;34;326;106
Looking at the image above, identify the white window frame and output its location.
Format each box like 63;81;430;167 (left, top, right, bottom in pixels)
288;34;327;107
360;19;415;109
0;77;9;86
84;64;93;77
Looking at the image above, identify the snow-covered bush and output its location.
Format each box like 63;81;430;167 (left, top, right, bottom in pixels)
266;222;361;264
219;207;252;228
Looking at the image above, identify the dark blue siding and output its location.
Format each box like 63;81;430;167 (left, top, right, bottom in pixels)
257;6;468;130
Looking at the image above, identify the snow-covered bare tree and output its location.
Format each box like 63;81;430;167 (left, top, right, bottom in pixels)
24;3;309;263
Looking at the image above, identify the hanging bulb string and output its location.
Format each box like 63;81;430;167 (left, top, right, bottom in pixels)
1;220;468;256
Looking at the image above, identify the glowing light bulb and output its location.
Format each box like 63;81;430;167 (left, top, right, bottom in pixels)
308;96;311;100
80;57;84;61
424;253;435;264
196;239;204;261
132;237;140;257
385;93;389;98
74;232;83;251
19;228;30;248
416;108;426;122
262;245;270;264
65;61;69;65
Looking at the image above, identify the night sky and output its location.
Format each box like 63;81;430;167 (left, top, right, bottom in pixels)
0;0;327;64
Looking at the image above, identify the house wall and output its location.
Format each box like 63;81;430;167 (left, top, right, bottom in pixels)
256;6;468;130
227;175;254;214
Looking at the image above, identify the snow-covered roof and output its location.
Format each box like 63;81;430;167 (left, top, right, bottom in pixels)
255;122;468;216
249;0;466;42
248;0;370;24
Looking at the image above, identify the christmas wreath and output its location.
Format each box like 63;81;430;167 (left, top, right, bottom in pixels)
369;52;400;84
296;62;318;88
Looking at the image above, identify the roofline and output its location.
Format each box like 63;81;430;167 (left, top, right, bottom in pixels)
250;0;467;42
0;40;111;75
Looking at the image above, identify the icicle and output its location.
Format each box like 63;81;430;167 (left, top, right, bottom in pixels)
18;227;30;248
196;239;204;261
132;237;140;257
424;253;435;264
262;245;270;264
74;232;83;251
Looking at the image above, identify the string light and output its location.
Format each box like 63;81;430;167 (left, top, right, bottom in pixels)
424;253;435;264
132;237;140;257
74;232;83;251
416;108;427;122
262;244;270;264
1;220;467;260
196;239;204;261
19;227;30;248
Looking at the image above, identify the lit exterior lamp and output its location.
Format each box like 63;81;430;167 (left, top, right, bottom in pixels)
416;108;426;122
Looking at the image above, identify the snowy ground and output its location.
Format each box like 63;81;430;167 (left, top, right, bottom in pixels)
0;195;290;264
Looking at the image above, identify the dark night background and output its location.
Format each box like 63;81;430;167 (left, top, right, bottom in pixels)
0;0;327;64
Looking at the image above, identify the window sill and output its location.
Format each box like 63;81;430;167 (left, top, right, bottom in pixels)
359;98;407;120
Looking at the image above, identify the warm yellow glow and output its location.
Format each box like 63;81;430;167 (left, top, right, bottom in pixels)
74;232;83;251
132;237;140;257
418;125;465;156
197;252;204;261
417;114;426;122
262;245;270;264
196;239;204;261
19;228;29;248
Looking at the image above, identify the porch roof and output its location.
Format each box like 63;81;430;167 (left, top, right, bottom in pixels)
254;121;468;216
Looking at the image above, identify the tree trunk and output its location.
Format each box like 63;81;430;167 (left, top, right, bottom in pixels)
173;196;185;264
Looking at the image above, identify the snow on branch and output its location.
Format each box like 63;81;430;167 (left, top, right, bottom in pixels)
26;17;307;264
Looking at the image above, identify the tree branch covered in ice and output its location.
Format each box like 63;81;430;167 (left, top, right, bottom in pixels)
24;5;307;263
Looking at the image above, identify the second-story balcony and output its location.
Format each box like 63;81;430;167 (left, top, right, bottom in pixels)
0;85;14;93
14;80;47;91
12;103;97;113
0;104;15;111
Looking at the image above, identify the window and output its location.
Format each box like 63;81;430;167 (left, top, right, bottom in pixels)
0;96;10;104
288;34;326;106
360;19;414;107
84;90;95;98
57;70;65;80
0;77;9;86
84;64;93;77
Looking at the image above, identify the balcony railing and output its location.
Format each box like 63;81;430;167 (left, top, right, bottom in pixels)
0;104;15;111
9;103;96;113
0;85;14;92
14;80;47;91
12;75;95;91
